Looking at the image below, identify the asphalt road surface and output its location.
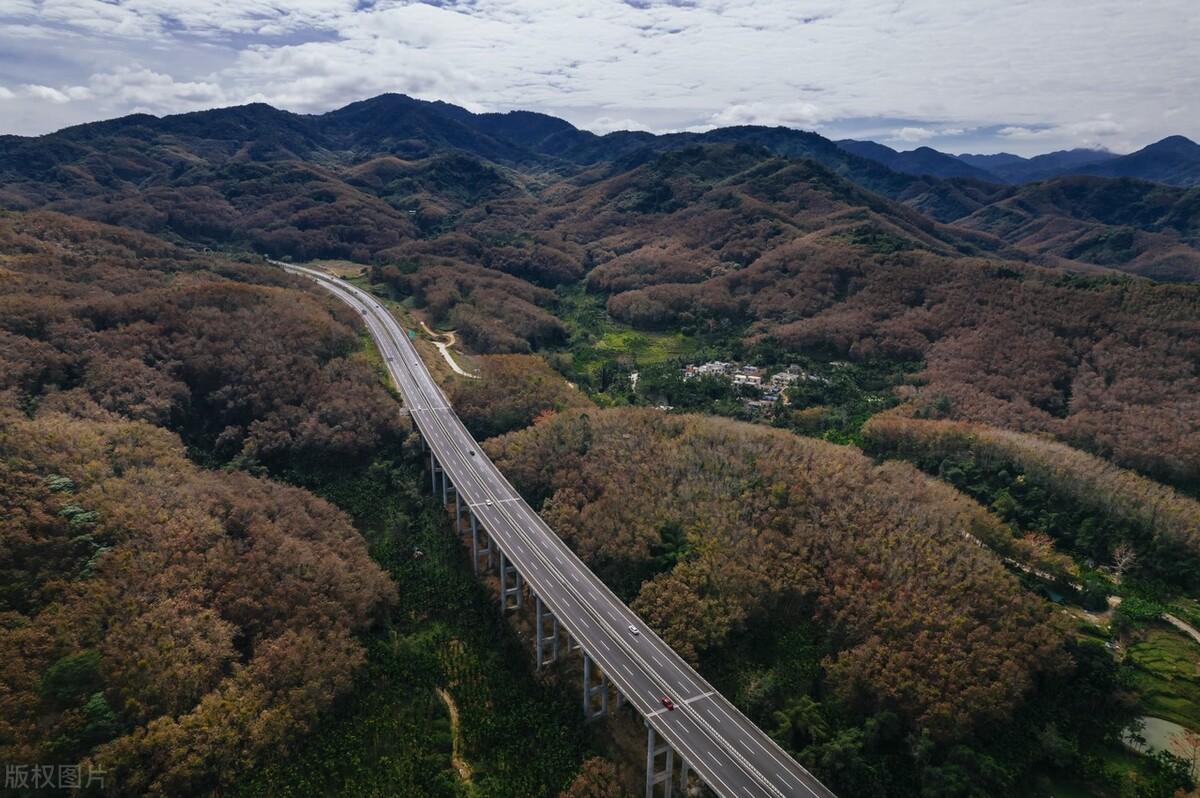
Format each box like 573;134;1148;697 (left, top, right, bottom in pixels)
281;262;837;798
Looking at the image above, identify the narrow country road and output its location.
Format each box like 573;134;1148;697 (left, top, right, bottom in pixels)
419;320;477;378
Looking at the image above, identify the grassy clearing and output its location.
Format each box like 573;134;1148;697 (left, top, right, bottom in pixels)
308;258;370;279
1128;625;1200;731
556;287;708;379
592;328;701;366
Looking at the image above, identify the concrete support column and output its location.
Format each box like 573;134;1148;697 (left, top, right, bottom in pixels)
470;511;480;574
680;760;690;794
455;490;461;532
441;467;448;506
583;654;608;721
430;451;438;494
499;550;522;612
646;726;674;798
470;512;492;574
535;596;560;668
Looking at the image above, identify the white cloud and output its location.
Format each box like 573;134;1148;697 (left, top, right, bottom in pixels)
24;84;84;103
585;116;653;134
700;101;827;131
998;115;1125;148
0;0;1195;153
0;85;14;100
886;125;968;143
890;126;936;143
88;67;225;112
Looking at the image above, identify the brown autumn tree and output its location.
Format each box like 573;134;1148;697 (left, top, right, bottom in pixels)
0;212;411;795
446;354;595;439
0;211;407;470
861;414;1200;583
487;408;1067;739
0;411;395;795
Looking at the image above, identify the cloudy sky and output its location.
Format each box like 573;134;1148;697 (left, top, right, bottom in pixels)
0;1;1195;155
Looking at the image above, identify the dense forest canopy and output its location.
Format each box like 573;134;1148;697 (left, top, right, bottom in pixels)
486;408;1065;737
862;415;1200;588
446;354;595;439
0;412;395;795
0;211;407;466
0;211;416;794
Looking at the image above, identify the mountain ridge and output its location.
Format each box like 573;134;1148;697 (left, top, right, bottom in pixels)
1;94;1198;282
838;134;1200;187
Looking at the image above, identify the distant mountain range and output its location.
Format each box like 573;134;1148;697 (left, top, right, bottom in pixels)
1;93;1199;282
836;135;1200;187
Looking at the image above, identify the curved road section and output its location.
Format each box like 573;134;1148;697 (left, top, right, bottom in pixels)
282;262;836;798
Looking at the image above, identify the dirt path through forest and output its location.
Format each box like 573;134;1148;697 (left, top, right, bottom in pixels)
436;687;474;786
419;321;477;378
1164;614;1200;646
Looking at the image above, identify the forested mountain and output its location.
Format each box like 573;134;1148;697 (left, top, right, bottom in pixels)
368;140;1200;490
2;97;1195;486
953;176;1200;282
3;92;1200;798
847;143;1120;184
957;148;1119;183
837;139;999;181
2;94;1198;281
1065;136;1200;187
844;136;1200;188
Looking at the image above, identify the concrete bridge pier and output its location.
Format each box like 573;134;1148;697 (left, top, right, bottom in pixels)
582;653;608;721
469;511;494;573
465;511;489;573
535;596;559;668
645;725;674;798
429;450;440;494
498;549;523;612
680;759;695;794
